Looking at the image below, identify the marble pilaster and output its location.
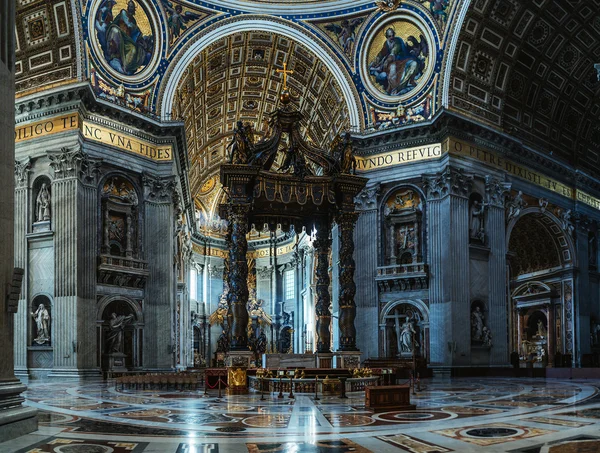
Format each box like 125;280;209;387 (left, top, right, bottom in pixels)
353;185;380;360
424;167;473;366
143;174;176;369
485;176;511;365
13;159;30;376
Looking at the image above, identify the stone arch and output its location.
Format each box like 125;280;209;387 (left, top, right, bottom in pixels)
158;16;362;128
506;208;576;276
380;299;429;360
97;295;144;370
97;295;143;324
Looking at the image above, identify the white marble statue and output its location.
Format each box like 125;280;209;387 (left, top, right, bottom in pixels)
399;319;418;353
482;326;492;347
35;183;51;222
469;200;485;240
31;303;50;345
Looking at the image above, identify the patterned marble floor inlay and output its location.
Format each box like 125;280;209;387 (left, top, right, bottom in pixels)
2;377;600;453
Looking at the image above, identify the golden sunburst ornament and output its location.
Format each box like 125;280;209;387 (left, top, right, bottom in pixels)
376;0;402;12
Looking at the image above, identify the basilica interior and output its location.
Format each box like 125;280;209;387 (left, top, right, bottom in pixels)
2;0;600;452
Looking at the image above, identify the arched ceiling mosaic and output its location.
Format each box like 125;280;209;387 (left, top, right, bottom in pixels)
15;0;81;96
449;0;600;175
175;32;351;218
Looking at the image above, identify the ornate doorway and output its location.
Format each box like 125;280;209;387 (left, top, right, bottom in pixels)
380;300;429;361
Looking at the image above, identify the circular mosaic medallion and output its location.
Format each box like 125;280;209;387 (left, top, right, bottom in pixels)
90;0;160;82
55;445;113;453
360;12;436;103
373;410;456;423
200;176;218;195
464;427;520;438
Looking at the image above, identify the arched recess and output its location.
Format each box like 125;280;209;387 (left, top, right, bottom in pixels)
507;209;576;367
31;175;53;232
97;295;144;370
379;299;429;361
379;184;426;268
158;16;362;129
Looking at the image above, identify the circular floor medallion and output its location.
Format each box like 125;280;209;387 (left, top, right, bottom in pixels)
55;445;113;453
216;427;246;432
464;427;520;438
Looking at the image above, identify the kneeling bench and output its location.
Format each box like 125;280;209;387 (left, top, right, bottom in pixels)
365;385;416;412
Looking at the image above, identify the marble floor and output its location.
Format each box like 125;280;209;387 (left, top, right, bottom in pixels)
2;377;600;453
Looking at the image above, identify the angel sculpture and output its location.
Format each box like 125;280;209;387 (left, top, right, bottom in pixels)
324;18;364;55
161;0;202;44
209;294;229;329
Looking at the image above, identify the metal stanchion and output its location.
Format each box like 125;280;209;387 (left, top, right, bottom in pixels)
288;374;295;399
277;374;284;399
260;374;266;401
339;377;348;399
314;375;320;401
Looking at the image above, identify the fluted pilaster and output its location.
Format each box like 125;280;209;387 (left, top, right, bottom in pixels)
485;176;511;365
13;160;30;373
353;185;379;358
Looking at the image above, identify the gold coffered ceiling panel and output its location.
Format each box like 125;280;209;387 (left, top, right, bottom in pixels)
176;32;351;209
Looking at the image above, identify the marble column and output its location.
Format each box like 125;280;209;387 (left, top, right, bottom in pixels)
314;225;332;353
353;185;380;360
424;167;473;366
485;176;511;365
337;211;360;351
143;173;176;369
547;304;555;367
0;9;38;437
228;204;250;351
13;159;31;376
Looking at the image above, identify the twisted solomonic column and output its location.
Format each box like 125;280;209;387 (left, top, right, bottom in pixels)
228;204;250;350
337;211;359;351
314;227;332;353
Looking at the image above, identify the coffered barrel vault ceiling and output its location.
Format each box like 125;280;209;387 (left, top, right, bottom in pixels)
449;0;600;175
176;31;351;214
15;0;81;96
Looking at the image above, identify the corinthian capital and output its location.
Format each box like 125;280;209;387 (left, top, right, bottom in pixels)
485;176;511;207
47;147;101;183
423;167;473;200
142;172;177;203
354;184;380;211
14;158;31;189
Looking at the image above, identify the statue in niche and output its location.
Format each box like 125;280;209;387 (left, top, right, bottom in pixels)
106;313;135;354
471;306;485;342
469;199;486;242
482;326;492;347
399;319;418;353
507;190;526;221
31;303;50;345
35;183;51;222
591;320;600;347
536;319;547;338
